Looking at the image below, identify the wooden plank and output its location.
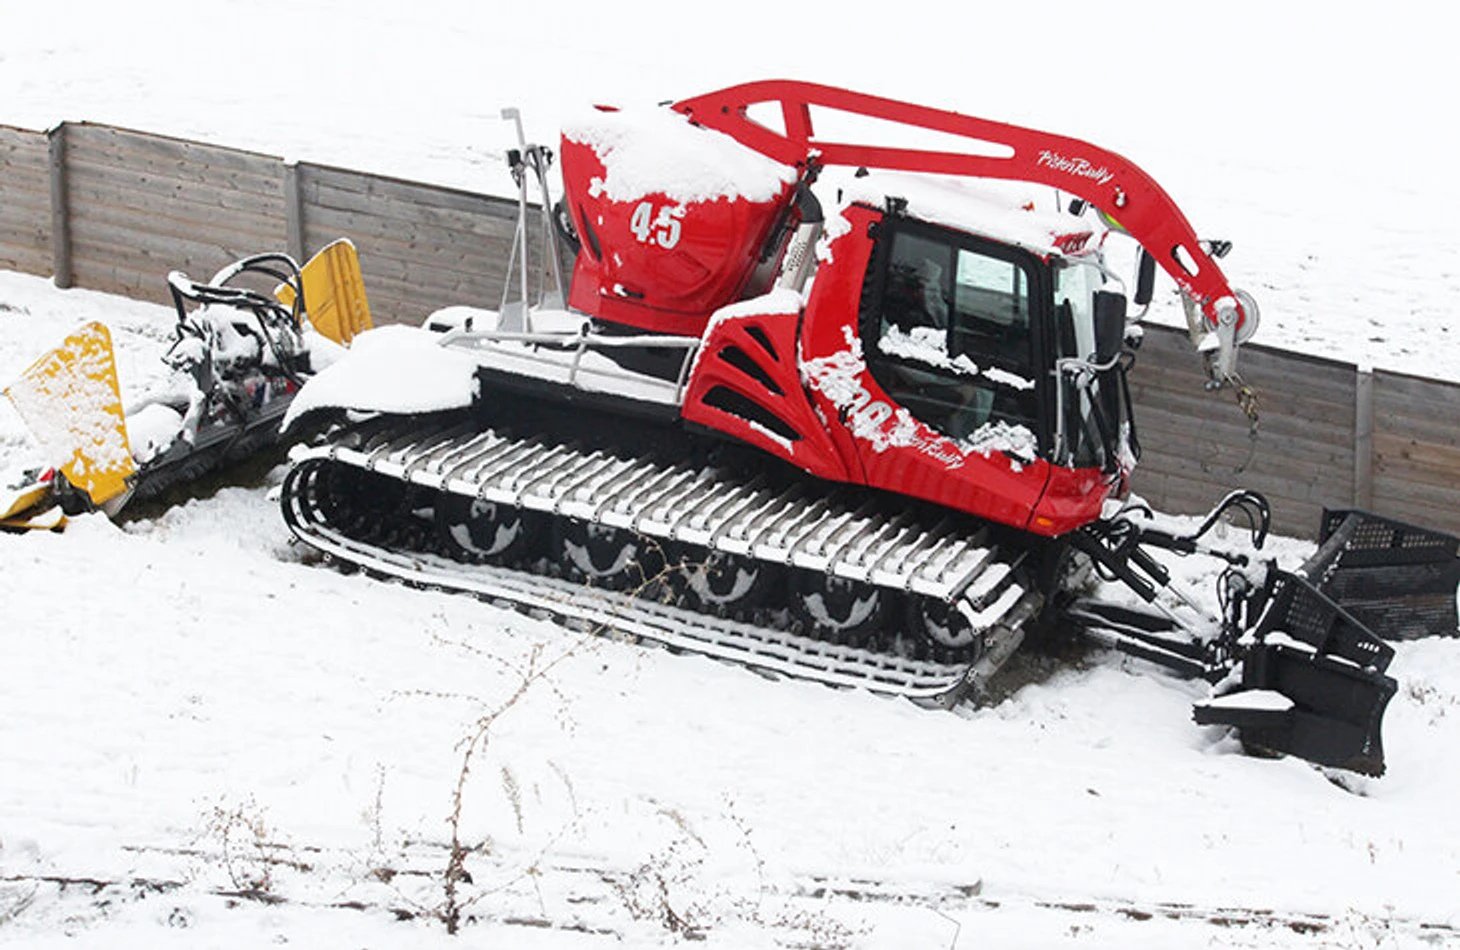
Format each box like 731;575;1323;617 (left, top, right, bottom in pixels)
1373;433;1460;489
1131;378;1355;426
349;272;497;314
0;125;49;152
68;200;284;250
1371;475;1460;516
347;241;558;290
1136;407;1351;454
0;128;50;178
303;208;544;257
65;123;283;178
1130;359;1355;406
1372;373;1460;447
64;157;285;204
302;190;522;234
70;211;285;256
1370;401;1460;447
71;229;287;280
0;130;51;275
302;178;516;224
1372;368;1460;410
0;183;51;212
0;245;50;274
1131;370;1356;426
1139;323;1359;375
1135;438;1353;490
300;163;520;219
1134;409;1353;462
302;190;518;243
332;243;513;290
67;190;284;236
69;260;166;305
1134;450;1350;506
302;207;520;261
65;163;286;219
354;269;496;303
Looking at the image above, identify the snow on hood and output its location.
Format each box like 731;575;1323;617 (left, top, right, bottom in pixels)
282;324;477;430
563;103;798;204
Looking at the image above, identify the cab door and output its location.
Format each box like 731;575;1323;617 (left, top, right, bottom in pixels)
838;217;1056;529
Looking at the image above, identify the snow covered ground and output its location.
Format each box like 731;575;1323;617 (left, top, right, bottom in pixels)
4;2;1460;946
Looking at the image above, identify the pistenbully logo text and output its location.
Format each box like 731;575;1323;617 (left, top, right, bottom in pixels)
1036;150;1115;186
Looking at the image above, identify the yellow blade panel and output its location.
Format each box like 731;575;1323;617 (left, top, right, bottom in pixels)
277;238;374;346
3;321;136;508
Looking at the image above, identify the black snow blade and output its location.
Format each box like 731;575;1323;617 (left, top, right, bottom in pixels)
1196;571;1397;776
1304;509;1460;641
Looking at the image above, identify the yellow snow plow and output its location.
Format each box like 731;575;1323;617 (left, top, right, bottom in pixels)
1;239;370;531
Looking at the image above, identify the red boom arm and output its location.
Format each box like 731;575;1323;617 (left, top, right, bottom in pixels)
673;80;1252;379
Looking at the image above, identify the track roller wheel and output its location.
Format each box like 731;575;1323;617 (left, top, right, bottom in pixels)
907;597;985;663
318;464;428;546
558;519;659;591
675;547;777;613
789;571;885;645
436;492;534;564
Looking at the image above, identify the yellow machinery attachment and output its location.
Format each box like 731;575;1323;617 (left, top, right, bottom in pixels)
3;321;136;513
0;471;67;531
278;239;373;346
2;239;369;531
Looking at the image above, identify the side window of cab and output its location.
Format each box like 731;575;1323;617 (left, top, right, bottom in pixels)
863;223;1041;444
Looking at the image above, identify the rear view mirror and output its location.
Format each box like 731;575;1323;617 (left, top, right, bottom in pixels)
1094;290;1128;364
1134;249;1156;308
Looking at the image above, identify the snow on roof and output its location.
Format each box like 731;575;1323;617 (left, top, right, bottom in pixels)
563;103;798;205
825;168;1105;258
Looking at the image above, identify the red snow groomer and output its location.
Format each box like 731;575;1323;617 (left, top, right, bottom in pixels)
280;81;1460;776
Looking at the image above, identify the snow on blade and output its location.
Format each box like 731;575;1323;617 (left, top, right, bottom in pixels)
1200;689;1296;712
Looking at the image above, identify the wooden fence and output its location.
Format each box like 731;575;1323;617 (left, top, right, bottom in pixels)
0;125;51;275
2;122;553;324
1;120;1456;539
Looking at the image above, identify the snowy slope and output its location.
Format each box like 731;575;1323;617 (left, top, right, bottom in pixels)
3;242;1460;950
4;2;1460;946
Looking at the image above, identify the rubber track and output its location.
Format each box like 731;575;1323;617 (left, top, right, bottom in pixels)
280;415;1045;704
